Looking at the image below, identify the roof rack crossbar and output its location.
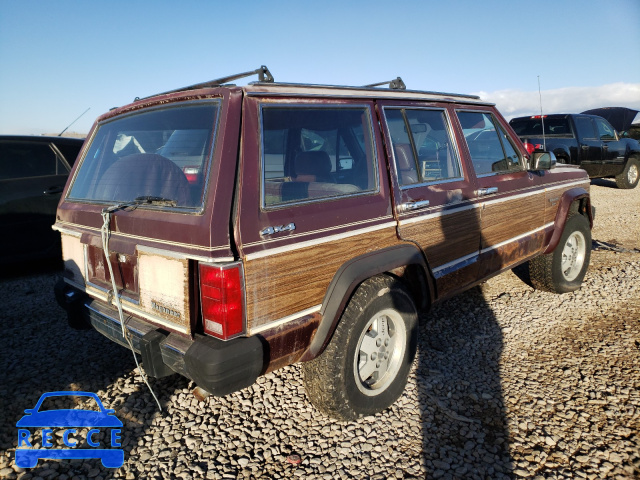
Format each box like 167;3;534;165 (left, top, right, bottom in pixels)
364;77;406;90
136;65;274;101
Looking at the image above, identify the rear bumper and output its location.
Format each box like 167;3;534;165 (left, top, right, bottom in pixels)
55;279;264;396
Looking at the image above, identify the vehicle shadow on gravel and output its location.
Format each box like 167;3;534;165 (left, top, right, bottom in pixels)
416;286;513;479
590;178;618;188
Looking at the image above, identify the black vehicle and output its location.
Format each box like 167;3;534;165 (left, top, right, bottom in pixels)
509;114;640;189
0;135;85;265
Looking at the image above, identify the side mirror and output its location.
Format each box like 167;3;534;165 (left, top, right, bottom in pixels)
530;151;556;170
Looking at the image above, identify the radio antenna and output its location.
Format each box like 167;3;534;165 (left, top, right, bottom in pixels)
58;107;90;136
537;76;546;150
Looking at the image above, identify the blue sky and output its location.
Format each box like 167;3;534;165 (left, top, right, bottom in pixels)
1;0;639;135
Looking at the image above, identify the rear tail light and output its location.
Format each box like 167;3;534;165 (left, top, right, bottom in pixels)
199;262;246;340
523;141;536;155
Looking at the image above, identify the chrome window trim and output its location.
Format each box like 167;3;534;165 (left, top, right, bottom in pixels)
258;102;380;210
65;99;222;215
382;105;465;187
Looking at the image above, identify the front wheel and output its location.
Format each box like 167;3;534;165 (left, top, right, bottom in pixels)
615;158;639;189
302;275;418;421
529;214;591;293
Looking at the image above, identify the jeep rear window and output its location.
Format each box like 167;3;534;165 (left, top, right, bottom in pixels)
261;106;377;207
67;102;220;209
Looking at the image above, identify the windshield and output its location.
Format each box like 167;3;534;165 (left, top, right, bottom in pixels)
68;101;220;209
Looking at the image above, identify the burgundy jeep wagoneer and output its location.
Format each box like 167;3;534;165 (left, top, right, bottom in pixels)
55;67;593;420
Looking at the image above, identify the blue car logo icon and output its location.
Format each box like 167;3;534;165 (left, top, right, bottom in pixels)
16;391;124;468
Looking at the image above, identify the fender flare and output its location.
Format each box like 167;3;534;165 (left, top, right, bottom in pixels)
543;187;592;254
301;243;430;361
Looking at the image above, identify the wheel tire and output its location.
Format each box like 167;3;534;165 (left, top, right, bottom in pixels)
302;275;418;421
529;214;591;293
615;158;639;189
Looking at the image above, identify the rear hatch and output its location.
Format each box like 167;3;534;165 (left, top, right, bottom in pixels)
55;89;242;336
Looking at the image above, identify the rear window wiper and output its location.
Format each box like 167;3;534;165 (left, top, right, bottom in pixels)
102;196;177;214
134;195;177;207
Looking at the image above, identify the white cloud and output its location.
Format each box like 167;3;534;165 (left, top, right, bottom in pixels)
473;82;640;122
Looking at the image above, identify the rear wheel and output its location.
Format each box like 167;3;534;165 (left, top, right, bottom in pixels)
302;275;418;420
529;214;591;293
615;158;639;189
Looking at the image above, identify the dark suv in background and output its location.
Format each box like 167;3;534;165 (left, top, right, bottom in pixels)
0;135;85;266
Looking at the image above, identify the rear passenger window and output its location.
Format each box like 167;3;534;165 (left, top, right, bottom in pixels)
457;111;523;175
261;106;377;207
384;108;461;186
574;117;597;140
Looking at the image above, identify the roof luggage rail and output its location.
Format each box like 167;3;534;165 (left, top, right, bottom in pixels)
364;77;406;90
135;65;274;101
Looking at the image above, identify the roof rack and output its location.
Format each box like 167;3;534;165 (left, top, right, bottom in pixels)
136;65;274;101
364;77;406;90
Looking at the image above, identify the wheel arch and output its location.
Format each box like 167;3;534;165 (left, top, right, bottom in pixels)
300;243;432;361
543;187;593;254
552;145;571;163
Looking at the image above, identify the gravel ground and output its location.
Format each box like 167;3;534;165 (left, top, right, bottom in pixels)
0;180;638;480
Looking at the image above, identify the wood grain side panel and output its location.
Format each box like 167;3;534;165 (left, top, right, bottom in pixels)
481;192;545;248
544;186;574;224
244;227;400;328
398;207;481;268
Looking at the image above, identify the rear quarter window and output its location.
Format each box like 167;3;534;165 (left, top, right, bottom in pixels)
0;141;57;179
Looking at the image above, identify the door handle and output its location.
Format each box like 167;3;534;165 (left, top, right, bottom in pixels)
401;200;430;212
477;187;498;196
44;186;64;195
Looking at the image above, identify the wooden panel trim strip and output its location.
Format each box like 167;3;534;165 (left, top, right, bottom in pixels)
431;221;554;279
399;203;478;226
244;220;398;260
480;222;554;255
